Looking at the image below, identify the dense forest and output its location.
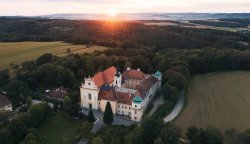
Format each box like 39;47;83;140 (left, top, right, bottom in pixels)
1;18;250;50
189;20;249;28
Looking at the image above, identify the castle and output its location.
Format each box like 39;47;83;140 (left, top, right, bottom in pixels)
80;66;162;122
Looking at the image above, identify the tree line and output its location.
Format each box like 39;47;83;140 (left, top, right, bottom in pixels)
189;20;249;28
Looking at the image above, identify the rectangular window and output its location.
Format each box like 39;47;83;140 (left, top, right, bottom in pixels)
129;107;131;110
99;102;100;105
122;111;124;113
118;110;120;113
135;117;137;120
129;112;131;115
118;105;120;108
135;111;137;114
135;105;137;107
125;106;127;109
122;105;124;108
132;80;133;82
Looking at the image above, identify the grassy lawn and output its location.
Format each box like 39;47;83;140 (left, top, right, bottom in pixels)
37;112;86;144
144;105;154;115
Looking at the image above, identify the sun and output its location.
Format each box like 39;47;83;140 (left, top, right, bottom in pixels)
108;10;117;17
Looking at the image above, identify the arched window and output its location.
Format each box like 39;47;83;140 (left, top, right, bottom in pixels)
116;80;117;84
135;110;137;114
89;93;91;100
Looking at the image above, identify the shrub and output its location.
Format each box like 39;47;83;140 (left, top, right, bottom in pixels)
152;99;176;119
76;133;82;141
19;106;28;113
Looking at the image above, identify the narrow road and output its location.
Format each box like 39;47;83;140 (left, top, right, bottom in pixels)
77;109;136;144
148;94;164;116
163;90;184;122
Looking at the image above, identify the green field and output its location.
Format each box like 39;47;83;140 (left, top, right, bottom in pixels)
174;71;250;136
0;41;110;71
181;21;240;32
37;112;86;144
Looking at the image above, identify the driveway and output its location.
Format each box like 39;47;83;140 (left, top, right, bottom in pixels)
163;90;184;122
148;94;164;116
32;99;54;108
77;109;137;144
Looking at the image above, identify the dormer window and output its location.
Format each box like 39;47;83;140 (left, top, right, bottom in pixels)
88;82;91;86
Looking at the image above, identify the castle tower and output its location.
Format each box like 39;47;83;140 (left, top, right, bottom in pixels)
155;71;162;92
114;66;122;87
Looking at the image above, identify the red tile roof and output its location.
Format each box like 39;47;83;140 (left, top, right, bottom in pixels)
135;75;158;99
122;69;145;80
90;66;116;88
45;86;67;100
0;94;11;108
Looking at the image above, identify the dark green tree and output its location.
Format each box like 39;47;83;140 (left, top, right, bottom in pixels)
40;102;52;118
158;126;179;144
162;83;171;99
225;128;247;144
87;108;95;123
16;112;35;127
8;117;28;142
28;104;45;124
242;128;250;144
35;53;53;66
53;99;60;112
103;101;114;125
186;125;200;144
61;69;75;87
0;130;14;144
25;78;38;90
27;127;39;137
64;96;72;111
56;74;65;87
167;72;187;91
125;126;145;144
26;96;32;108
6;79;30;98
76;69;86;80
60;100;64;111
22;60;36;72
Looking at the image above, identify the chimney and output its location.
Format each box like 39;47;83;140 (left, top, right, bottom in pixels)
137;68;140;71
127;67;130;70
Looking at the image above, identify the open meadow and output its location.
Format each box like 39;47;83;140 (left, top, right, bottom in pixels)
174;71;250;136
0;41;110;71
181;21;240;32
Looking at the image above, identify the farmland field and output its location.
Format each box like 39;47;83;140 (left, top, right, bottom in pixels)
0;41;110;71
174;71;250;136
181;21;240;32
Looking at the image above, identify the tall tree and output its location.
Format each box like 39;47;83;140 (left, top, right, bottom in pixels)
167;72;187;91
8;117;28;142
61;69;75;87
242;128;250;144
28;104;44;124
225;128;247;144
87;108;95;123
25;78;38;90
35;54;53;66
103;101;114;125
63;96;72;111
0;110;14;123
91;137;103;144
80;121;93;141
25;133;36;142
162;83;171;99
60;100;64;111
26;96;32;108
125;126;145;144
0;130;14;144
6;79;30;98
53;99;60;112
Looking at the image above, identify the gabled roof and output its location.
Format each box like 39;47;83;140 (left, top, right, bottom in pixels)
90;66;116;88
135;75;158;99
122;69;145;80
45;86;67;100
0;94;11;108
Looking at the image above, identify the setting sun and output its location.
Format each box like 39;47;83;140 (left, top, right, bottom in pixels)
108;10;117;16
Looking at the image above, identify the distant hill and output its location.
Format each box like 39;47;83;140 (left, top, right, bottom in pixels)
2;13;250;21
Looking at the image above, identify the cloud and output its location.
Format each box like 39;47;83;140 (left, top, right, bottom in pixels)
0;0;250;16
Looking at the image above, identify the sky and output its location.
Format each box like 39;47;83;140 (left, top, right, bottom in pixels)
1;0;250;16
